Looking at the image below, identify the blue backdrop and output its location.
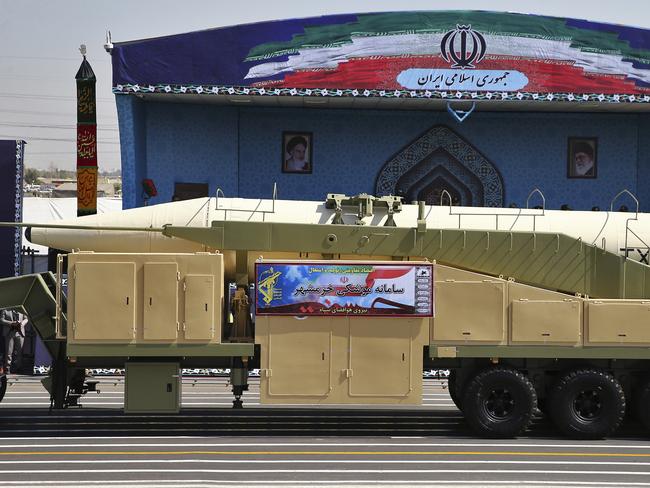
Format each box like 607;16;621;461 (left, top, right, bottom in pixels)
117;96;649;212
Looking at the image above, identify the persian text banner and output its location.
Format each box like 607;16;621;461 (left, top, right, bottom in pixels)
255;262;434;317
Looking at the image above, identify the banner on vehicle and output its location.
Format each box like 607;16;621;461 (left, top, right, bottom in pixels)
255;262;433;317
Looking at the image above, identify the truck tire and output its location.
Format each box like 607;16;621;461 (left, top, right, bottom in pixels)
635;376;650;432
447;370;463;411
549;369;625;439
0;375;6;402
461;367;537;438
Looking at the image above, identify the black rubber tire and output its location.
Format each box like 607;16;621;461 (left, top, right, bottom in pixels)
461;367;537;438
447;370;463;411
0;375;6;402
536;397;548;416
549;369;625;440
635;376;650;432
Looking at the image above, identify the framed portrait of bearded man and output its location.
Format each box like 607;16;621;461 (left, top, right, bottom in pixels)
567;137;597;179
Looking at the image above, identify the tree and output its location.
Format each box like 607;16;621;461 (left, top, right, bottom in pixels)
24;168;40;185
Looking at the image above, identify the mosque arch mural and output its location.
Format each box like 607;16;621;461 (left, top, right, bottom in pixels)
375;125;504;207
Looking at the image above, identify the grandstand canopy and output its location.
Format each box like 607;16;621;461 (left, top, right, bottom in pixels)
111;10;650;112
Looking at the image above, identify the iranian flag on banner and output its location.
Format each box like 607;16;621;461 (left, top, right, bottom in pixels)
242;12;650;95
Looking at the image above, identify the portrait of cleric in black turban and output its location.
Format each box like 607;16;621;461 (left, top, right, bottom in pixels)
567;137;597;179
282;132;313;174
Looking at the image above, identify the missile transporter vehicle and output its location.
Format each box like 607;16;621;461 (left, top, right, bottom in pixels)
3;190;650;439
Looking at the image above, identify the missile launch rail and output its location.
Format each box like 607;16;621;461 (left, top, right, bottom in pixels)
2;192;650;439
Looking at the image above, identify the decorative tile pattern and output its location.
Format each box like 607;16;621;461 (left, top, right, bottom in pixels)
14;140;24;276
637;117;650;208
396;153;484;206
113;85;650;106
376;126;504;207
116;96;138;209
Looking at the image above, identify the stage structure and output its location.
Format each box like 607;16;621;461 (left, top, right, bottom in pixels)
107;11;650;211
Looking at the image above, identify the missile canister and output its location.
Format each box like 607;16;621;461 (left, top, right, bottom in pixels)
27;194;650;263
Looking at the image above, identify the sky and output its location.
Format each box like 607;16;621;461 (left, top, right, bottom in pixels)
3;0;650;171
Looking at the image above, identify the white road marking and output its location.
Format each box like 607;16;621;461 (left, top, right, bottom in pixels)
3;482;650;487
0;460;649;466
0;441;647;449
0;468;650;475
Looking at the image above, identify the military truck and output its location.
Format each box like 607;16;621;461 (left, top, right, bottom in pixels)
2;190;650;439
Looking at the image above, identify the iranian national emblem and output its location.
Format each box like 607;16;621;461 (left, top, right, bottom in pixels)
440;25;487;69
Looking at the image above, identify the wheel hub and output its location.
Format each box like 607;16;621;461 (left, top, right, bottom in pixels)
573;389;602;420
485;388;515;419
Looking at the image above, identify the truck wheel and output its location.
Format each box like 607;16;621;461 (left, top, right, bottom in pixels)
461;367;537;438
0;375;6;402
549;369;625;439
447;370;463;411
635;376;650;432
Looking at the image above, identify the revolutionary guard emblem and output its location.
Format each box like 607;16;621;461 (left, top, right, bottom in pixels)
440;25;487;69
257;267;282;304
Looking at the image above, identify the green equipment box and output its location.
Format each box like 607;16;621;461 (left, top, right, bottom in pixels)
125;362;181;413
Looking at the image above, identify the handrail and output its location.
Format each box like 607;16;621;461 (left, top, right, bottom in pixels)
525;188;546;232
437;187;545;232
610;189;641;264
215;183;278;222
627;227;650;252
439;189;460;228
610;189;641;298
526;188;546;211
609;189;639;216
214;187;226;212
439;189;453;209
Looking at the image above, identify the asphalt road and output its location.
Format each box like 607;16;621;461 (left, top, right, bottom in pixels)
0;376;649;487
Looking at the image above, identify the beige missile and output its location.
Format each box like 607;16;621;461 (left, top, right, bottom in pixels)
26;195;650;263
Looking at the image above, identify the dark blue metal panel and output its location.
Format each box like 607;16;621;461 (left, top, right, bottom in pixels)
0;140;24;278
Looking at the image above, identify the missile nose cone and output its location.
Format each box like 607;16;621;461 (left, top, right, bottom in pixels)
25;227;31;243
27;198;213;253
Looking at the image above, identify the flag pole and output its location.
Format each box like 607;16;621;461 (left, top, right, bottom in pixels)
75;44;98;217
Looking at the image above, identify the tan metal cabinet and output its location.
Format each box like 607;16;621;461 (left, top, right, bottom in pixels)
348;318;412;397
586;300;650;345
511;300;581;345
184;274;215;340
264;316;333;397
257;314;427;405
432;280;506;343
73;261;136;341
67;252;224;349
143;262;179;340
